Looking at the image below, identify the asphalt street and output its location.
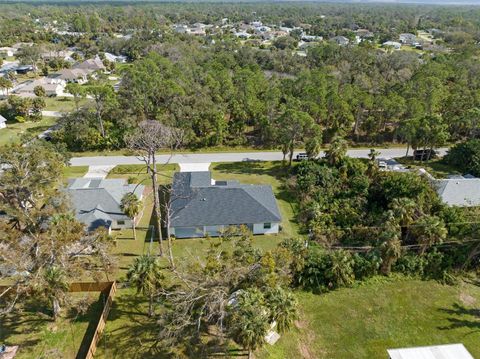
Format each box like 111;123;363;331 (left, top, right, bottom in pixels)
70;147;449;166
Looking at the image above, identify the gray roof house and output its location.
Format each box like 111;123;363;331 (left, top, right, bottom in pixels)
170;171;281;238
434;177;480;207
0;114;6;129
67;178;144;232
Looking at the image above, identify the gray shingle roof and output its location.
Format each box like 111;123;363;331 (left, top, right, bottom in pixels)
67;178;144;231
171;172;281;227
434;178;480;207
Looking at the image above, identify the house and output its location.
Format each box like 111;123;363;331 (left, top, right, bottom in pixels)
0;47;17;58
383;41;402;50
399;33;417;45
0;114;7;129
49;68;89;84
331;36;349;46
169;171;282;238
104;52;127;63
15;77;66;97
387;343;473;359
355;29;374;39
67;178;145;233
73;56;106;72
15;65;34;74
434;176;480;207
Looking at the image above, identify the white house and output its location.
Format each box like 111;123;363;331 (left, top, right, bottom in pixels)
0;114;7;129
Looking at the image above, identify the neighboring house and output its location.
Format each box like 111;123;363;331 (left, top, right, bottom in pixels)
355;29;374;39
0;114;7;129
383;41;402;50
41;50;74;62
15;77;66;97
67;178;145;233
0;47;17;57
49;68;89;84
73;56;106;72
104;52;127;63
169;171;282;239
331;36;349;46
434;176;480;207
387;343;473;359
399;33;417;45
15;65;34;74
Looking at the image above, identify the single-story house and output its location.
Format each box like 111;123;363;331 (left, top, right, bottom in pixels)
67;178;145;233
0;47;17;58
331;36;349;46
73;56;106;72
15;77;66;97
0;114;7;129
434;176;480;207
104;52;127;63
49;68;89;84
399;33;417;45
169;171;282;238
387;343;473;359
383;41;402;50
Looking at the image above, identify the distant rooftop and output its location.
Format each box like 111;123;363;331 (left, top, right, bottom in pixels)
388;344;473;359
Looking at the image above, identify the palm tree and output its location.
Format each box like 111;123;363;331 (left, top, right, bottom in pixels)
229;289;269;359
379;211;402;275
41;266;69;321
265;287;298;333
413;215;448;255
127;255;163;317
121;192;141;241
325;136;348;167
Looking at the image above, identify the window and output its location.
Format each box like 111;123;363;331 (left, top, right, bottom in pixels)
264;222;272;229
117;220;125;225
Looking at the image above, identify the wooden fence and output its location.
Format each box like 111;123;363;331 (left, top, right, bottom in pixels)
1;281;117;359
75;281;117;359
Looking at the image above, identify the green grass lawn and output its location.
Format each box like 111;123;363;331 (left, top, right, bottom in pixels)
258;276;480;359
62;166;89;178
0;292;104;359
106;164;178;185
0;117;56;146
396;157;461;178
43;96;90;112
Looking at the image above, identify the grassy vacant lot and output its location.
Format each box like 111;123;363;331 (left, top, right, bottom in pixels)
0;116;56;146
259;277;480;359
0;293;103;359
43;96;90;112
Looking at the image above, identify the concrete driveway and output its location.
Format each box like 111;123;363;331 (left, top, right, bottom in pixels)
84;165;116;179
179;163;211;172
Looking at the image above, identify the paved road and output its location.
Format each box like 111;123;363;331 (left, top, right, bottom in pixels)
70;147;449;167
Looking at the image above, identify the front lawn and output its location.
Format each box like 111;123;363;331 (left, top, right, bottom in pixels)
0;293;104;359
43;96;90;112
0;116;56;146
106;164;179;185
259;277;480;359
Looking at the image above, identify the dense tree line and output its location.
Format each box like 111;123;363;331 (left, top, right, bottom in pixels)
290;143;480;286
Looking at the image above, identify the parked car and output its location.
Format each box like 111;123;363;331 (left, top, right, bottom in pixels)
295;153;309;161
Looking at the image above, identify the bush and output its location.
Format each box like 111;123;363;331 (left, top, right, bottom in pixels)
352;252;381;280
444;139;480;177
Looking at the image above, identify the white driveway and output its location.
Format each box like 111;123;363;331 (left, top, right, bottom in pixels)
179;163;211;172
42;111;66;118
83;165;116;179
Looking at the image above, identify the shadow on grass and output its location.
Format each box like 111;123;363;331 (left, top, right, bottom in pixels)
438;303;480;332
